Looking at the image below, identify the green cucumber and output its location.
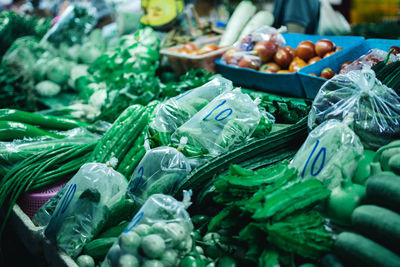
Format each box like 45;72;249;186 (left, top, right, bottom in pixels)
83;237;117;261
334;232;400;267
366;173;400;213
103;198;137;230
352;205;400;253
98;221;129;238
172;117;307;198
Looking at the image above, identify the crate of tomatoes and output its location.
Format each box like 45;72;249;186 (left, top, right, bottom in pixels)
160;35;230;75
299;38;400;98
215;26;364;98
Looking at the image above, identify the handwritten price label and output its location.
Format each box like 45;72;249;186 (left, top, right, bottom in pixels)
301;139;326;178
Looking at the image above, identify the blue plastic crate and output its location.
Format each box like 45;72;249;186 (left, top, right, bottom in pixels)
216;33;364;98
299;38;400;99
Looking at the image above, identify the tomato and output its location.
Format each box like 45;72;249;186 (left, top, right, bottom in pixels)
274;48;293;67
285;46;297;58
224;48;240;65
289;57;307;72
390;46;400;56
198;44;219;55
237;55;260;70
309;73;317;76
169;47;181;54
320;67;335;79
335;46;343;52
182;42;198;54
315;39;335;58
323;51;336;58
253;40;278;63
308;56;322;65
296;41;316;61
277;70;292;74
340;61;352;71
260;62;281;73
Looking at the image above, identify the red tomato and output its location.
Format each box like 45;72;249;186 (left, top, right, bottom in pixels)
274;48;293;68
297;41;316;61
198;44;219;55
315;39;336;58
308;56;322;65
182;42;198;54
224;48;240;65
253;40;278;63
320;67;335;79
237;55;261;70
285;46;297;58
260;62;281;73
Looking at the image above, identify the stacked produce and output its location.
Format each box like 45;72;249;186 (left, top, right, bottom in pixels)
222;25;341;74
1;4;400;267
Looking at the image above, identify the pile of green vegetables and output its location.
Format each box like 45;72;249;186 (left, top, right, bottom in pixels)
189;163;333;266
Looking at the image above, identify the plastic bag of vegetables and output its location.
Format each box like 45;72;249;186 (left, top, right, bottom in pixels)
151;76;232;137
41;2;97;48
126;141;191;204
339;49;398;74
171;88;262;157
309;69;400;149
222;25;286;68
291;119;363;189
102;194;193;267
44;160;128;257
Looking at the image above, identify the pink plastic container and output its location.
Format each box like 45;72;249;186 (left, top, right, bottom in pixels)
18;180;67;219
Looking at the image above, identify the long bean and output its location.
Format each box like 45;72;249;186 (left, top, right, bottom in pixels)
0;142;96;241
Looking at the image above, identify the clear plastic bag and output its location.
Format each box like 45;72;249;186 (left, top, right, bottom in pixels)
126;144;191;204
41;3;97;47
43;161;128;257
171;88;261;157
309;69;400;149
222;26;286;67
151;77;233;135
339;49;398;74
102;194;193;267
291;119;363;189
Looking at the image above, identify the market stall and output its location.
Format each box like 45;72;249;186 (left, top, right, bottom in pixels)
1;1;400;267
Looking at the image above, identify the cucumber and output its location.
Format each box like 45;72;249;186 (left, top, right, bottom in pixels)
83;237;118;261
320;254;344;267
352;205;400;253
98;221;129;238
102;198;137;230
366;173;400;213
334;232;400;267
172;117;307;198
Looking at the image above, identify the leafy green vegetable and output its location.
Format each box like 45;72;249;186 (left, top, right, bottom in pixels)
206;162;333;264
44;4;96;47
0;11;51;56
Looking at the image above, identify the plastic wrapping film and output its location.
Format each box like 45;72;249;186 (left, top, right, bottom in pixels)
43;161;128;257
221;25;286;67
41;2;97;47
126;143;191;205
102;194;193;267
151;76;233;135
171;88;261;157
291;119;363;190
339;49;398;74
309;69;400;149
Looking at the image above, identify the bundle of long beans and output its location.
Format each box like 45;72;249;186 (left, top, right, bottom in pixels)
0;141;96;239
